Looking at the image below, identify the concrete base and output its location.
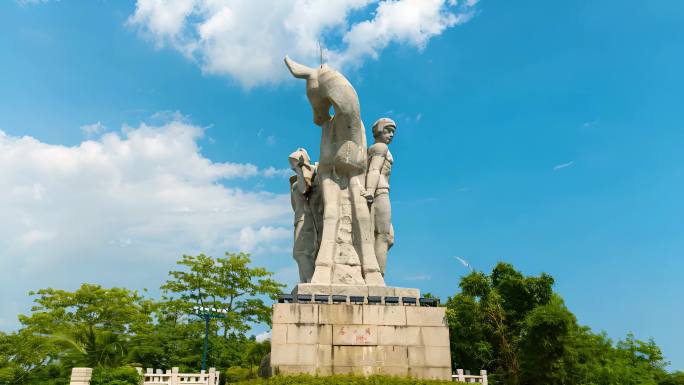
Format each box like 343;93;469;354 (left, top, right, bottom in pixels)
270;302;451;380
292;283;420;301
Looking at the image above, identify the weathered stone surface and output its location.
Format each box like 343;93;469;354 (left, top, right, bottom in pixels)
367;285;395;298
420;326;450;347
320;304;363;325
271;303;451;381
332;325;377;345
329;345;407;367
395;287;421;299
271;343;317;366
378;325;420;346
286;324;332;345
408;367;452;381
293;284;419;299
273;303;318;324
271;323;287;344
406;306;447;327
408;346;452;367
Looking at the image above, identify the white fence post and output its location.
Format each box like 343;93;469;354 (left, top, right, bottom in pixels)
208;368;216;385
456;368;465;382
170;367;179;385
481;370;488;385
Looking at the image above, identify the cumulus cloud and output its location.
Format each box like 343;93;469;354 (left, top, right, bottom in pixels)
0;118;292;329
127;0;477;87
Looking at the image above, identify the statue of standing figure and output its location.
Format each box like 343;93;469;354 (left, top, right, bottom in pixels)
364;118;396;277
284;56;385;286
288;148;322;283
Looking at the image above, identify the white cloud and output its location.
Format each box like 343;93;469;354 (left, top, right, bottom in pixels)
0;118;292;329
262;166;292;178
255;330;271;342
127;0;477;88
81;121;107;137
553;161;574;171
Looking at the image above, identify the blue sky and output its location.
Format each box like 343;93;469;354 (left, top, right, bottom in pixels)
1;0;683;370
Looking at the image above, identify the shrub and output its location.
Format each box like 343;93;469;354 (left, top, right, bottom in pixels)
89;366;141;385
225;366;253;382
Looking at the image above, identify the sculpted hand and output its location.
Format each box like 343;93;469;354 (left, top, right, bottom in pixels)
362;191;374;204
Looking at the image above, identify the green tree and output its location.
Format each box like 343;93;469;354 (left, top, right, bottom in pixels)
446;262;678;385
18;284;152;368
161;252;285;336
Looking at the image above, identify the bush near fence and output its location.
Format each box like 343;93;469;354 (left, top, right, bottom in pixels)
230;374;461;385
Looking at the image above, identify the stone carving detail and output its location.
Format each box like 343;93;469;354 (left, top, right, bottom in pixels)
285;56;386;286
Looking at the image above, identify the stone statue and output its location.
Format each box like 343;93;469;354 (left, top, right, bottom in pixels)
364;118;396;276
288;148;321;283
284;56;385;286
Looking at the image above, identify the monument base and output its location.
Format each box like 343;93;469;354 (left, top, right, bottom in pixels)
270;302;452;380
292;283;420;300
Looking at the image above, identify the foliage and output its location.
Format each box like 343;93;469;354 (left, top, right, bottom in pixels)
162;252;286;336
446;262;681;385
89;366;141;385
231;374;455;384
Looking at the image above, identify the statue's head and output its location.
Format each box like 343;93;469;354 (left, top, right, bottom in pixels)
284;56;334;126
372;118;396;145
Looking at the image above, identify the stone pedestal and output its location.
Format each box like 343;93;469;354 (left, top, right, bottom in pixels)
292;283;420;300
270;302;452;380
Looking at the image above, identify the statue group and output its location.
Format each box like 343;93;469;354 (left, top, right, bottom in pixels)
285;56;395;287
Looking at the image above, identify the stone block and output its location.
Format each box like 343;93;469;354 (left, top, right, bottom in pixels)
362;305;381;325
420;326;450;347
332;345;408;367
332;325;377;345
331;285;369;297
367;285;395;298
332;365;375;376
293;284;332;296
271;343;317;366
377;365;409;377
332;346;378;366
317;344;333;366
271;324;287;344
395;287;421;299
319;304;363;325
273;303;318;324
380;345;409;366
378;326;420;346
380;305;407;326
408;346;451;367
405;306;447;327
286;324;332;345
408;367;452;381
274;365;317;375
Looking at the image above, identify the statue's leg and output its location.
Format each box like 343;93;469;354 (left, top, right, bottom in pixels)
349;174;385;285
293;220;311;283
373;192;392;276
310;175;340;284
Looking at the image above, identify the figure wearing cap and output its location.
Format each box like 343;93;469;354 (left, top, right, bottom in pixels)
364;118;396;276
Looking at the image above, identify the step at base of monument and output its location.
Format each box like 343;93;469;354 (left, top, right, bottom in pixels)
292;283;420;300
270;302;451;381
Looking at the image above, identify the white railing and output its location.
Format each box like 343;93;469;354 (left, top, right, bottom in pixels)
453;369;488;384
140;367;220;385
